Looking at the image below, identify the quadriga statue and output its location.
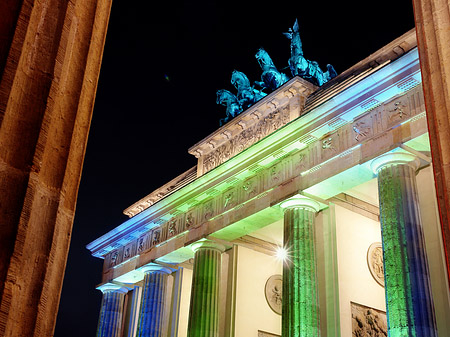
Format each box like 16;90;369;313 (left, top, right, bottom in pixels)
254;48;290;91
216;70;266;126
231;70;266;110
284;19;337;86
216;89;241;126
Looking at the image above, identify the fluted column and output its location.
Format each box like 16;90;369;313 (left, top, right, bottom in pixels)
0;0;112;335
371;152;437;336
280;197;321;337
137;264;172;337
413;0;450;288
187;240;225;337
96;284;128;337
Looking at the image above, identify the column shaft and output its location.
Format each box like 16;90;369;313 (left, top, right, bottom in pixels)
187;241;224;337
96;289;127;337
0;0;112;335
413;0;450;288
137;270;169;337
377;162;437;336
281;199;320;337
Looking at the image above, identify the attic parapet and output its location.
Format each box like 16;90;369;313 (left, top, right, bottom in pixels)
188;77;317;176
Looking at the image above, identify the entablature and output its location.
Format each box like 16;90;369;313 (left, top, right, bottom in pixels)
87;38;428;284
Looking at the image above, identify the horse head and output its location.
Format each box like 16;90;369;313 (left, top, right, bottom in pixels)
255;48;275;70
231;70;251;91
216;89;236;105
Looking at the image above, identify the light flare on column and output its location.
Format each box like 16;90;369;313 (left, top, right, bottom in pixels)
280;197;321;337
372;152;437;337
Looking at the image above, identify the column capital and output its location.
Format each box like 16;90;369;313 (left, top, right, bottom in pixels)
191;239;225;253
96;283;128;294
140;263;172;275
371;152;420;174
280;196;320;212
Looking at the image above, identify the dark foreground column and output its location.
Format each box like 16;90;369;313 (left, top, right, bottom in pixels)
0;0;112;335
137;265;172;337
96;284;128;337
413;0;450;289
187;240;225;337
280;197;321;337
372;152;437;336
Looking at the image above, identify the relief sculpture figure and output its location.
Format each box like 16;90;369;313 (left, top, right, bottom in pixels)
284;19;337;86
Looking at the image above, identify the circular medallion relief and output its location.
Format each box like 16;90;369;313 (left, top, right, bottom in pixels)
265;274;282;315
367;242;385;287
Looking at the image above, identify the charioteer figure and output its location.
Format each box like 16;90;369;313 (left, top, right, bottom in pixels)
284;19;337;86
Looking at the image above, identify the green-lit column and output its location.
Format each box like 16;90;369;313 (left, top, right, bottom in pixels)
137;264;172;337
371;153;437;336
187;240;225;337
96;284;128;337
280;197;321;337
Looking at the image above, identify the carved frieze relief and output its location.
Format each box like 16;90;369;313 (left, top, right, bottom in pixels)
168;218;178;238
123;242;135;260
352;120;372;142
267;162;284;189
293;150;307;173
137;234;148;253
222;188;238;212
320;133;340;163
152;228;161;246
321;137;334;151
202;199;215;222
185;208;198;229
351;302;387;336
387;99;409;126
243;176;260;200
202;107;290;173
109;250;119;267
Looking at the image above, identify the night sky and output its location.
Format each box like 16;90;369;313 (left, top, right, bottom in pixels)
54;1;415;335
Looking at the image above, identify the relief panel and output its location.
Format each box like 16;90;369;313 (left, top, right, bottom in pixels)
386;96;410;128
320;132;340;162
201;198;216;222
292;149;308;175
167;217;178;238
267;162;284;189
137;234;149;254
123;242;135;261
222;187;238;212
202;107;291;174
351;302;387;337
352;113;373;144
242;175;260;201
185;207;198;229
151;227;161;247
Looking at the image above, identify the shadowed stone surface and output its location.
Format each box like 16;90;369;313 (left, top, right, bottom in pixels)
0;0;112;335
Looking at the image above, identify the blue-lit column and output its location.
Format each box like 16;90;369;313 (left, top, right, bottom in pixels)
187;240;225;337
371;152;437;336
96;284;128;337
137;264;172;337
280;197;321;337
